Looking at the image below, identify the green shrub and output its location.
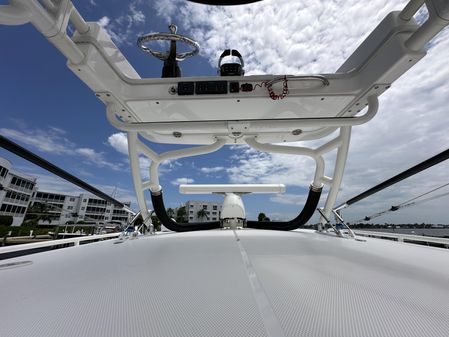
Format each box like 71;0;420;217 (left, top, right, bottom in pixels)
0;215;13;226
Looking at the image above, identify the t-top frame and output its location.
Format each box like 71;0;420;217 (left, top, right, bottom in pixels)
1;0;448;231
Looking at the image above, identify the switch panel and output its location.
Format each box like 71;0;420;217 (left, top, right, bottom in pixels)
177;82;195;95
195;81;228;95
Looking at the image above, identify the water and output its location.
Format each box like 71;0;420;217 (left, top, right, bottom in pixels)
359;228;449;238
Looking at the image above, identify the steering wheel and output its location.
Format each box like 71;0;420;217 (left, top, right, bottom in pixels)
137;24;199;61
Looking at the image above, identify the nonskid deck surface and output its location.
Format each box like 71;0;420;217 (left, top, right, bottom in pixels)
1;229;448;337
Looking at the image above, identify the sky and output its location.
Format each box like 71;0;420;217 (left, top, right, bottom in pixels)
0;0;448;224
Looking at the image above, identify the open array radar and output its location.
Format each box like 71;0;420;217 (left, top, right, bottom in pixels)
1;1;449;337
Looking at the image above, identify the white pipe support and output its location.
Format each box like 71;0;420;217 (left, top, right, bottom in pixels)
47;33;85;64
14;0;57;36
136;137;226;192
405;14;449;51
333;203;348;212
40;0;57;13
126;132;151;224
246;137;325;188
151;139;226;191
141;180;152;191
320;126;352;227
11;0;86;64
137;136;226;163
399;0;425;21
136;140;159;161
321;176;333;185
0;3;31;25
149;162;161;192
69;7;89;34
157;139;227;162
315;136;343;156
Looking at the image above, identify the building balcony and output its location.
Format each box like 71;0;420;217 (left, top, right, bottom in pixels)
2;198;29;206
8;185;33;194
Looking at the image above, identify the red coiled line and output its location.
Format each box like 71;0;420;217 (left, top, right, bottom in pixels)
252;76;289;100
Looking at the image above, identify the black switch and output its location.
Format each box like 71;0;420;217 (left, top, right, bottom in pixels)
178;82;195;95
230;82;240;93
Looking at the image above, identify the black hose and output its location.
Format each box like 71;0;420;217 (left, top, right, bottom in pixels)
151;191;221;232
247;185;322;231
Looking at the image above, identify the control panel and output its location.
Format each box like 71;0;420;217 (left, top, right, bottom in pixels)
177;81;255;96
178;81;234;95
195;81;228;95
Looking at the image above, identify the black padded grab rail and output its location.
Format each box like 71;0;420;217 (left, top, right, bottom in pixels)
0;135;124;208
247;185;322;231
151;191;221;232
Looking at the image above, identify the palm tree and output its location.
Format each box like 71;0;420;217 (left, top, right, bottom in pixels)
167;208;175;219
176;206;187;223
197;209;208;222
24;202;53;225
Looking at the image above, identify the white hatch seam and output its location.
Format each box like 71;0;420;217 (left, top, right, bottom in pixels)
233;230;286;337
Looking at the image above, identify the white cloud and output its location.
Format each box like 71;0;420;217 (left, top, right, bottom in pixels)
129;4;145;24
270;193;306;205
107;132;182;179
1;127;74;155
1;127;123;171
75;147;122;171
108;132;128;155
200;166;225;173
96;2;146;46
97;16;110;28
171;177;195;185
153;0;411;75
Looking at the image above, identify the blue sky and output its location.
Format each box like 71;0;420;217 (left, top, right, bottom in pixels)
1;0;449;223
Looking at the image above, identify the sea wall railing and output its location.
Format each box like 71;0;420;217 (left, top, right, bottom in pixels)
354;230;449;249
0;233;121;259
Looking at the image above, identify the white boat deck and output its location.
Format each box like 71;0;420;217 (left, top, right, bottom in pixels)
1;229;449;337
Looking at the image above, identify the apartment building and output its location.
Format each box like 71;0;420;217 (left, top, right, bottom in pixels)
32;191;80;223
31;192;132;226
185;200;222;223
0;157;36;226
1;156;132;227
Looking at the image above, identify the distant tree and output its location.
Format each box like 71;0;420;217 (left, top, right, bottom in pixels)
0;215;14;237
167;208;175;218
133;214;143;227
197;209;208;222
0;215;13;226
24;202;52;225
176;206;187;223
151;215;161;231
257;213;271;222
